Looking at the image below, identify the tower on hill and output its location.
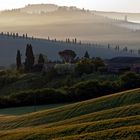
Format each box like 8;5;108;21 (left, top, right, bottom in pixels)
125;15;128;22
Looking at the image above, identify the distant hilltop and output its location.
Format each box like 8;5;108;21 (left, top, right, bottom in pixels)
20;4;59;14
1;4;81;14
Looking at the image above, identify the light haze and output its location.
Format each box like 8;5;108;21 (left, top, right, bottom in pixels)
0;0;140;13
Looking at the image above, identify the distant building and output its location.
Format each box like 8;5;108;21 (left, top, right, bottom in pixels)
125;15;128;22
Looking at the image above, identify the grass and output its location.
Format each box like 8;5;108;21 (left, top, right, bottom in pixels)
0;115;139;140
0;88;139;139
55;125;140;140
45;103;140;128
0;103;69;115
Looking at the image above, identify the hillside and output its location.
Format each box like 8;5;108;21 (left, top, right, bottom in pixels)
0;4;140;52
0;34;139;66
20;4;59;14
94;11;140;22
0;88;139;139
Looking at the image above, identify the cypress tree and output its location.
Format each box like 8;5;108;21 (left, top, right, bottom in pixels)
25;44;34;72
38;54;45;64
84;51;90;59
16;50;22;70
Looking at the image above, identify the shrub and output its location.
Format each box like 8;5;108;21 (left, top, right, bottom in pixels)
75;59;94;76
11;88;68;105
68;80;103;101
120;72;140;89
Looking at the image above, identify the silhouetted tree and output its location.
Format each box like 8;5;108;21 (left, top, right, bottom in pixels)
7;32;9;36
16;50;22;70
24;44;35;72
66;38;68;43
59;50;76;63
123;47;128;52
48;36;50;41
26;33;28;39
13;33;15;38
38;54;45;64
74;38;77;44
16;33;19;37
108;44;110;49
72;39;75;44
67;38;70;43
23;34;25;38
84;51;90;58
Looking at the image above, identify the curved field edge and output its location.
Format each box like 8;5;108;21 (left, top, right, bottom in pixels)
55;125;140;140
0;115;139;140
0;103;139;130
45;103;140;128
0;88;139;130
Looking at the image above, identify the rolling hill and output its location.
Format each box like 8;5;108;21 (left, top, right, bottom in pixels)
0;34;139;66
0;88;139;139
0;4;140;66
0;4;140;53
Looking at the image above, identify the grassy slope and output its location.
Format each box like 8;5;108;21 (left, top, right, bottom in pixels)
0;88;139;139
55;125;140;140
0;88;139;129
0;116;139;140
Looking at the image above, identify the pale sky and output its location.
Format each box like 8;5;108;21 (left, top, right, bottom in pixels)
0;0;140;13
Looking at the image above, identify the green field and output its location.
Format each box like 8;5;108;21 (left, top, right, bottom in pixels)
0;88;139;140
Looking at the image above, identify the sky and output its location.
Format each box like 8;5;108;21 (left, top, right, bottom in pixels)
0;0;140;13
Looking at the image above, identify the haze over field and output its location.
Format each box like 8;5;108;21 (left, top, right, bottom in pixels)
0;4;140;51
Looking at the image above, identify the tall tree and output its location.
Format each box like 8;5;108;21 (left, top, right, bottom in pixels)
38;54;45;64
25;44;35;72
16;50;22;70
84;51;90;59
26;33;28;39
74;38;77;44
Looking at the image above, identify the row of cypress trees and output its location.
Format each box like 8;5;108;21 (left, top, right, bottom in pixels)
16;44;45;72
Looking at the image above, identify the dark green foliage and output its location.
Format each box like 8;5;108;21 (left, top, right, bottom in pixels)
38;54;45;64
0;71;19;89
0;88;68;108
120;72;140;89
43;67;58;82
16;50;22;70
75;57;105;76
59;50;76;63
75;59;94;75
0;66;140;108
93;57;105;71
68;80;101;101
24;44;35;72
68;80;120;101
